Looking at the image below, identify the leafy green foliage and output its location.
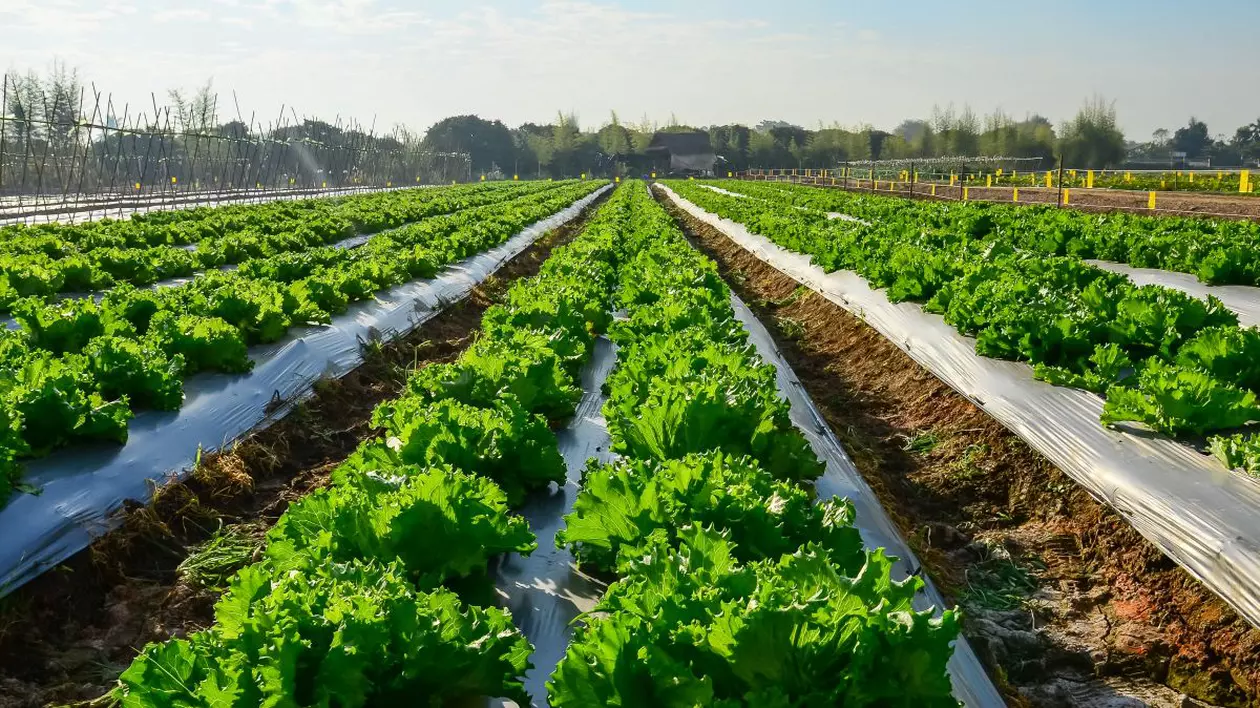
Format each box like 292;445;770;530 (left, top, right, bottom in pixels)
1209;433;1260;476
370;397;565;503
558;452;862;573
114;560;533;707
668;180;1260;440
550;528;960;708
267;463;535;586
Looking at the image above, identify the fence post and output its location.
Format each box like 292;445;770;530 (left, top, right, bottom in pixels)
1056;156;1065;207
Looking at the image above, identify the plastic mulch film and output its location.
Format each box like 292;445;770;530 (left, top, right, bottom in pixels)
0;184;610;597
660;184;1260;632
0;185;416;226
489;315;1002;707
491;336;617;708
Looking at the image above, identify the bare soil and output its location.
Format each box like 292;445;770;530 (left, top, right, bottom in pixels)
0;192;608;708
659;191;1260;708
765;177;1260;221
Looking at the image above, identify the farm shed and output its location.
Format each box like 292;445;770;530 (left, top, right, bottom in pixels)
646;131;717;175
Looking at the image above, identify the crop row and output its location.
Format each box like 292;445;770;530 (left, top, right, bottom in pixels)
667;181;1260;475
112;182;962;706
111;179;625;706
548;184;960;705
721;179;1260;287
0;180;603;508
0;182;559;312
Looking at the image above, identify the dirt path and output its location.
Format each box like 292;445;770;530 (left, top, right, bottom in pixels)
659;192;1260;708
0;192;610;707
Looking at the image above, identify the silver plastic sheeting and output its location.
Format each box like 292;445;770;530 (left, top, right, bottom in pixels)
0;185;416;226
729;295;1005;708
660;184;1260;633
492;337;617;708
698;183;857;221
0;184;611;597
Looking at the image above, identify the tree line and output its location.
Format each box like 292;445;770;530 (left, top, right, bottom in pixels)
4;64;1259;191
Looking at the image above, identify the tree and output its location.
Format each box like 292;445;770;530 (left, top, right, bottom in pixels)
709;124;751;171
868;130;892;161
596;111;631;162
749;131;778;167
1056;95;1126;168
1171;117;1211;159
421;115;516;174
1233;118;1260;164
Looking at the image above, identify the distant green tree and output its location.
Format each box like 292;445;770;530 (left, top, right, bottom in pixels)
1171;117;1212;159
421;115;516;174
1057;96;1126;168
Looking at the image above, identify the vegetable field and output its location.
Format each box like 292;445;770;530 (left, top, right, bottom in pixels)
4;173;1260;706
81;183;968;706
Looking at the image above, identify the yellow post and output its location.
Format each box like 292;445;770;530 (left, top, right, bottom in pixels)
651;172;656;178
1013;188;1019;202
1148;191;1157;209
949;173;957;186
963;187;969;201
728;171;733;177
1013;169;1018;178
1125;171;1132;182
322;181;326;188
931;184;937;196
134;182;141;190
1161;179;1166;189
481;174;486;181
1241;170;1251;193
1045;171;1052;188
1063;189;1070;205
513;174;518;180
1086;170;1094;188
986;174;992;187
874;180;879;191
1190;172;1195;183
997;168;1004;177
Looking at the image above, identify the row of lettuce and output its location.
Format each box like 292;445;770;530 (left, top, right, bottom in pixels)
728;179;1260;287
111;182;963;706
110;178;620;708
549;183;960;705
0;182;557;312
0;180;602;508
668;180;1260;476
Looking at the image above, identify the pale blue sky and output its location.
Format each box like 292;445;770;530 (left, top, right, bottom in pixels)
2;0;1256;140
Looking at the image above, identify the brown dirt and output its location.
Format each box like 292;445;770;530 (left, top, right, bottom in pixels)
762;176;1260;221
0;192;609;708
658;191;1260;708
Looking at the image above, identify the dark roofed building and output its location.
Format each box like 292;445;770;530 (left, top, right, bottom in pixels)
646;131;717;175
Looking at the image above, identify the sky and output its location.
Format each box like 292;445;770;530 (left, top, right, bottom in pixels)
1;0;1256;141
